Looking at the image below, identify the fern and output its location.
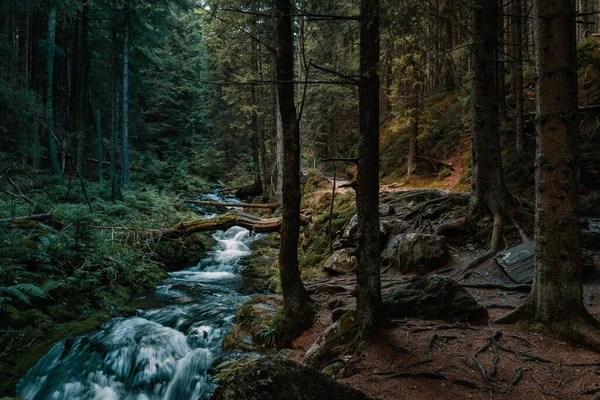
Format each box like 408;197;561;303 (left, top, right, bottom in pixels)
0;283;47;304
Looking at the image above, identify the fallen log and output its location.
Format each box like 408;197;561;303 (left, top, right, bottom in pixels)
185;200;280;209
0;212;53;222
163;210;281;238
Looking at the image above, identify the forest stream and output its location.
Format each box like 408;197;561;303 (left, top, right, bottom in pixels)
16;201;261;400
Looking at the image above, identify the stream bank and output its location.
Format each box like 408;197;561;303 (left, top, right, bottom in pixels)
16;225;262;399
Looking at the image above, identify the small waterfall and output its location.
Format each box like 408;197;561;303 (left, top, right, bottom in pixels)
17;225;261;400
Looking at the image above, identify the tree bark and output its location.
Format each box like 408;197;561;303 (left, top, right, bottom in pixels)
356;0;388;339
526;0;586;321
96;109;103;187
110;2;121;201
512;0;525;153
470;0;508;217
45;8;61;178
275;90;284;202
121;0;131;189
76;3;89;175
407;86;419;178
275;0;310;315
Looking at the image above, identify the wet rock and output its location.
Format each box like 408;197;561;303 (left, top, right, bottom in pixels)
494;242;535;284
384;275;488;323
212;355;372;400
391;233;448;274
304;310;359;369
323;248;356;275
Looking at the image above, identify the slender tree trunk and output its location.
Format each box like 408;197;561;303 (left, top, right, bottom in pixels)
46;8;61;178
497;0;507;122
275;91;284;201
110;4;121;201
76;3;89;175
275;0;310;315
470;0;508;217
97;109;103;188
356;0;388;339
513;0;525;153
527;0;585;321
121;0;131;189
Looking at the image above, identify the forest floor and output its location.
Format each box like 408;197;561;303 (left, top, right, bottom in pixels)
289;260;600;400
283;167;600;400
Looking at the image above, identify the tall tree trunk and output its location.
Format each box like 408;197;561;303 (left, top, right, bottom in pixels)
110;3;121;201
497;0;507;122
46;8;61;178
513;0;525;153
121;0;131;189
470;0;508;216
407;108;419;179
527;0;585;321
275;0;310;316
76;3;89;175
463;0;511;268
275;90;284;201
356;0;387;339
498;0;600;343
96;109;103;187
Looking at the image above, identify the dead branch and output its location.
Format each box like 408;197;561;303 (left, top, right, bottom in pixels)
7;178;34;204
0;212;53;222
93;210;283;239
185;200;280;209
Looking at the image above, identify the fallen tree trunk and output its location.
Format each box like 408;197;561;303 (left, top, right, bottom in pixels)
185;200;279;209
0;212;53;222
163;210;281;238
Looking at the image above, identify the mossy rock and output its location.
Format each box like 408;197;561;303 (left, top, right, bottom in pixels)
226;295;314;350
211;355;372;400
304;310;359;369
242;234;279;281
384;275;488;323
154;232;216;270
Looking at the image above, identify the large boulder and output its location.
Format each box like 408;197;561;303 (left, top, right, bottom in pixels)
323;248;356;275
304;310;359;369
391;233;448;274
384;275;488;323
212;355;372;400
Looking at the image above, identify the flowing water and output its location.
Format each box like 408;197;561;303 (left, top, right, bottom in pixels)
17;223;261;400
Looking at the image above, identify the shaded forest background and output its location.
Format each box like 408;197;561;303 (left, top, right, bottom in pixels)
2;0;600;396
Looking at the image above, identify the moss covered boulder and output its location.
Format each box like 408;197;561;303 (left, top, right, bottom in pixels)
384;275;488;323
154;232;216;270
211;355;372;400
304;310;359;369
390;233;448;275
323;248;356;275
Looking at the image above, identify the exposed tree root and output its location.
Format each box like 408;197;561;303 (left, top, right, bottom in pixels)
495;305;600;351
434;216;468;236
465;214;504;269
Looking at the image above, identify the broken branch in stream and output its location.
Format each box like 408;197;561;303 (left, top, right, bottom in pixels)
185;200;280;209
93;210;283;240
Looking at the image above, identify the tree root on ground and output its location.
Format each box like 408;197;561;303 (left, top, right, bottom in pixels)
495;305;600;351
